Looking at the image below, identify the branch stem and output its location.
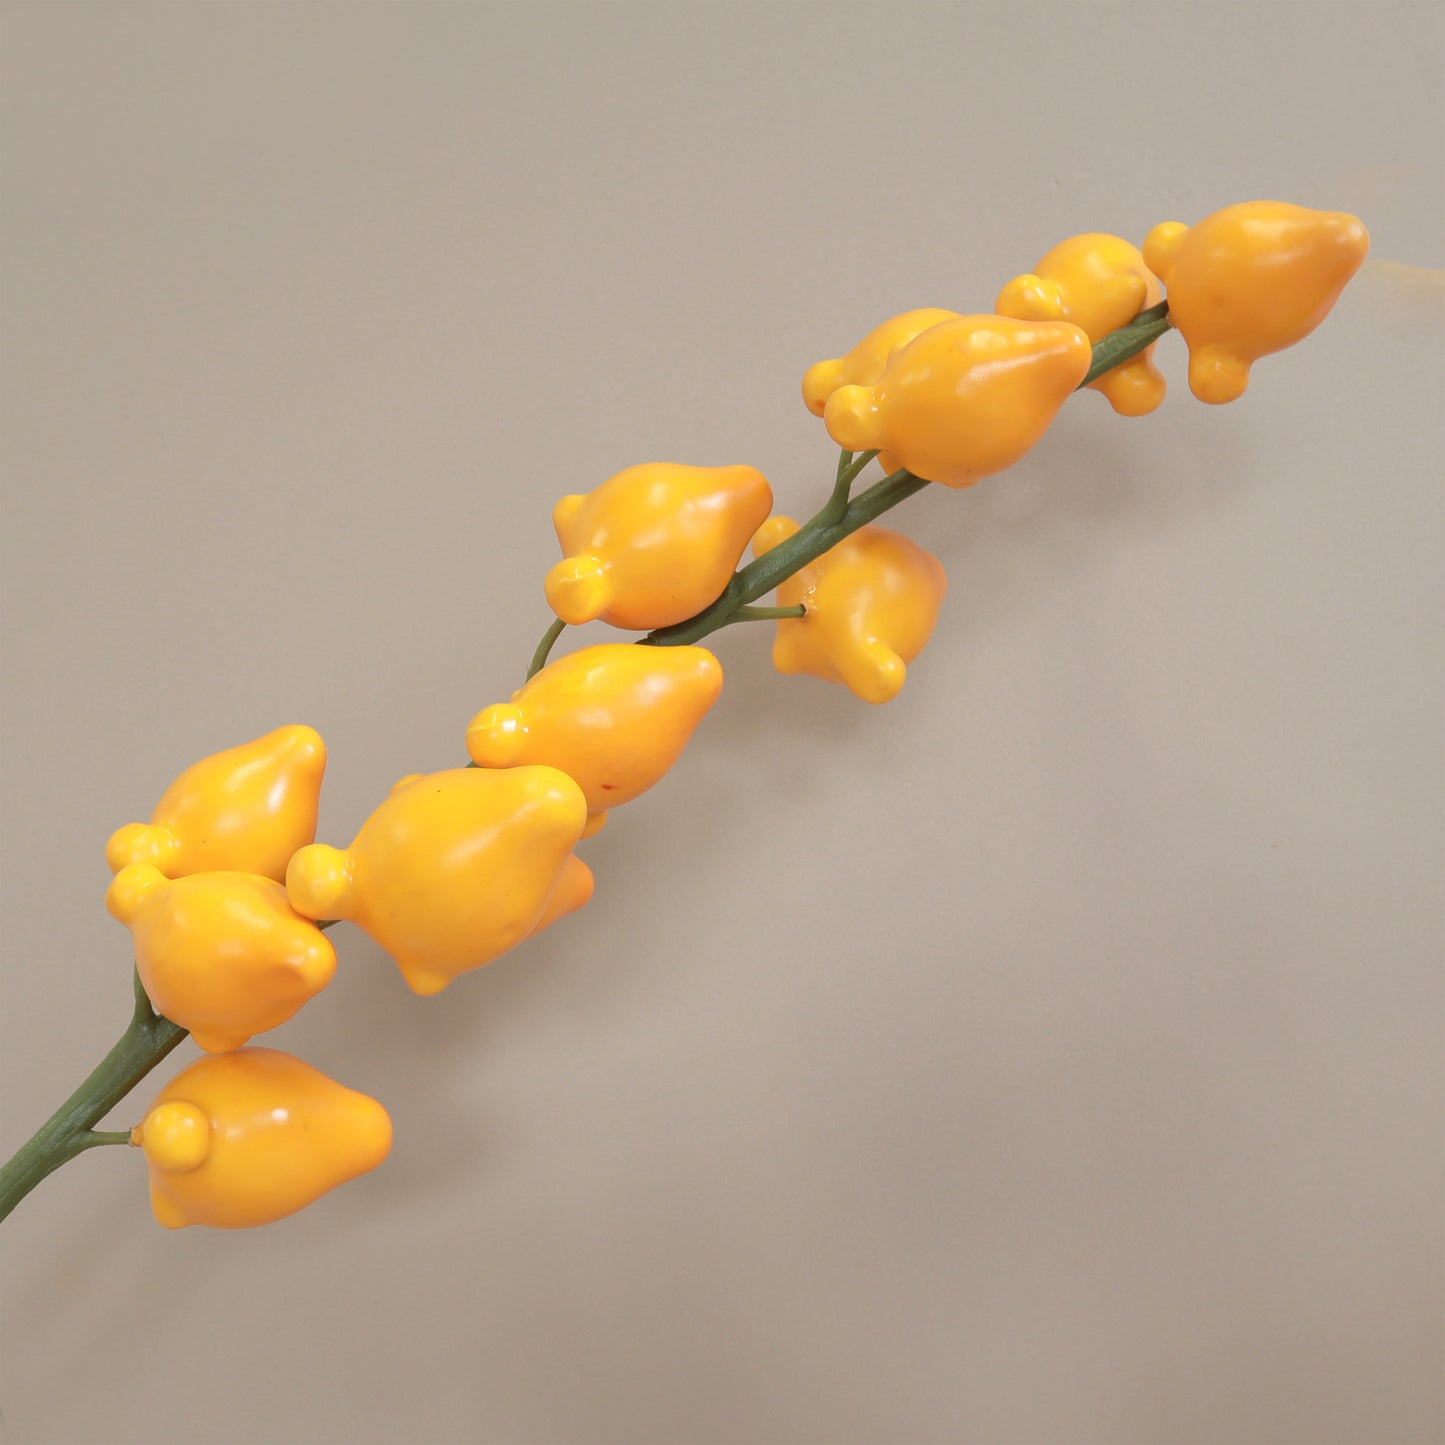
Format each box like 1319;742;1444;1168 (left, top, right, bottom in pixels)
728;604;807;622
527;616;568;681
0;974;187;1222
1079;300;1171;388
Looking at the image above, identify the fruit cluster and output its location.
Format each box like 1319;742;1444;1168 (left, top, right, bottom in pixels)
7;200;1369;1229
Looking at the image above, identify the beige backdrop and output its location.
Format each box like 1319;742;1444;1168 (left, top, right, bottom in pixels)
2;4;1442;1443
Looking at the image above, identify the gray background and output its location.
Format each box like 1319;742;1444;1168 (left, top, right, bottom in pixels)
2;4;1441;1443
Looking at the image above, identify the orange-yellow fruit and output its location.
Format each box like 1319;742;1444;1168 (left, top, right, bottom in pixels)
802;308;960;417
107;865;335;1052
287;767;587;996
1143;201;1368;403
753;517;946;704
823;315;1092;487
547;463;773;629
466;644;723;834
136;1048;391;1230
106;725;325;882
997;233;1165;416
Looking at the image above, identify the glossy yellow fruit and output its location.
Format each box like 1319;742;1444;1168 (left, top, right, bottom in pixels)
466;644;723;835
997;233;1165;416
546;463;773;630
801;308;961;417
823;315;1092;488
107;865;335;1052
135;1048;391;1229
105;725;325;882
1143;201;1368;403
286;767;587;996
753;517;946;703
524;853;594;940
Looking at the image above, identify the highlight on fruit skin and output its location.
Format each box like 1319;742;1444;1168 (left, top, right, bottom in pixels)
134;1048;392;1230
1142;200;1369;404
801;308;960;417
466;643;724;836
996;232;1166;417
105;724;326;883
822;314;1093;488
546;463;773;630
752;516;946;704
107;864;336;1053
286;766;588;996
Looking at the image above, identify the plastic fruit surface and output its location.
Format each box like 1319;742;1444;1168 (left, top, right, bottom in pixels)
106;725;326;882
466;643;723;834
524;853;594;940
997;233;1165;416
802;308;960;417
1142;201;1368;403
753;516;946;703
822;315;1092;487
286;767;587;996
135;1048;391;1229
107;865;336;1052
546;463;773;629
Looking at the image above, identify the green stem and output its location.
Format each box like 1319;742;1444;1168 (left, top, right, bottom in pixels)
820;448;877;525
527;616;568;681
728;604;806;622
1079;301;1171;388
0;972;188;1223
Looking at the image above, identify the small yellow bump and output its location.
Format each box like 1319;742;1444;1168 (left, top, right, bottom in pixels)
1141;220;1190;281
466;704;527;768
801;357;848;417
140;1101;211;1174
545;554;612;626
105;862;168;925
822;385;882;454
285;845;355;921
752;516;799;557
105;822;179;875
